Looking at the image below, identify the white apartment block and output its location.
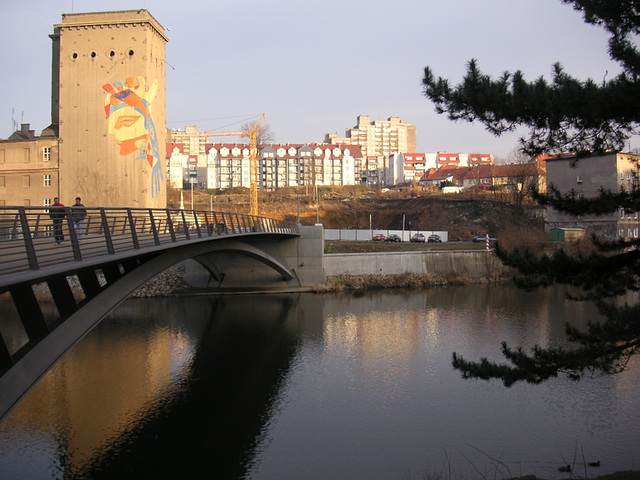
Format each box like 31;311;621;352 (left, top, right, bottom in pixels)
167;142;361;190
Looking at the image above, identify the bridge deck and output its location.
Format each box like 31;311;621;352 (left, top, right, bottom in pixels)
1;207;297;286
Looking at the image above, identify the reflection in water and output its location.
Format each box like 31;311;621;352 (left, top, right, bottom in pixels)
0;294;309;479
0;286;638;480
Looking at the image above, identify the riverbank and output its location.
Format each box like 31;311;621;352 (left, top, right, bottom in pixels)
312;271;505;293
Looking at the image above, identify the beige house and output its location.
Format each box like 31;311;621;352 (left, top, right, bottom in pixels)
545;152;640;240
0;125;60;206
0;10;168;208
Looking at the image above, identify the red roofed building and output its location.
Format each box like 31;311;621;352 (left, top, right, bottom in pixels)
400;153;429;183
166;138;363;190
418;161;545;201
437;152;460;166
468;153;493;165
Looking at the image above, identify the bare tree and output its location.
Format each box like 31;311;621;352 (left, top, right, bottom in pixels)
240;121;275;147
504;147;541;206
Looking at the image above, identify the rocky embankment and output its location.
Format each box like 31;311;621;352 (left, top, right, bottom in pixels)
128;266;190;298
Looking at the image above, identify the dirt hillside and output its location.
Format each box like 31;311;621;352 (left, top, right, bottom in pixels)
169;186;545;242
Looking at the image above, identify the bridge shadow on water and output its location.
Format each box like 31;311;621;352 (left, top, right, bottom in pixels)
70;293;317;479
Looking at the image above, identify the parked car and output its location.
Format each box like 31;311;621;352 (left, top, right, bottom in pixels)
410;233;426;243
472;235;497;243
372;234;386;242
427;234;442;243
385;234;401;242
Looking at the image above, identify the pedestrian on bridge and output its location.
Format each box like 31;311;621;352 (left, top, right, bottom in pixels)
49;197;66;244
71;197;87;244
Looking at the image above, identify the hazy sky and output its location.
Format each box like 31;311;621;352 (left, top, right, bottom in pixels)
1;0;630;159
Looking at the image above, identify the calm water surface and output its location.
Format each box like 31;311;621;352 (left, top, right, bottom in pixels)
0;286;638;479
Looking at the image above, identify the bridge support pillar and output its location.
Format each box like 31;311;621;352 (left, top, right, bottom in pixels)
281;225;325;287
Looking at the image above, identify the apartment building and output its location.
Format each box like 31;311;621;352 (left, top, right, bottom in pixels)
167;142;363;190
324;115;416;185
545;152;640;239
325;115;416;158
167;126;208;157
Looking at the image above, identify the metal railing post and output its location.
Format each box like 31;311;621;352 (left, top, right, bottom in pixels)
99;208;115;254
203;212;212;236
33;214;42;239
17;208;39;270
180;210;190;240
193;212;202;238
149;209;161;245
166;209;177;242
126;209;140;249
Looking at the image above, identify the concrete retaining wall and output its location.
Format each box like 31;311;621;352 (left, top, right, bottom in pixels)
323;250;496;278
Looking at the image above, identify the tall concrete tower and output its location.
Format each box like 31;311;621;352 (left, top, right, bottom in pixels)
50;10;168;208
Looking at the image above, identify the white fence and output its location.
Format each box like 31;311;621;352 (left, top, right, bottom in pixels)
324;229;448;242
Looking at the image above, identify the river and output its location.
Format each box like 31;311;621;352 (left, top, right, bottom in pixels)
0;285;638;479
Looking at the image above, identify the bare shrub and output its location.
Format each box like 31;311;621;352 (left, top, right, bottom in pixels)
497;224;548;253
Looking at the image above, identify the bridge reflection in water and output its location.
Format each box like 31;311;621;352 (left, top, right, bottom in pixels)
0;294;319;479
0;206;301;422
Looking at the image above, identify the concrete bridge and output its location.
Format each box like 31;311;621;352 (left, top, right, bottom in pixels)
0;206;324;422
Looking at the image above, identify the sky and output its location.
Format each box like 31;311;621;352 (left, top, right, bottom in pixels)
1;0;633;160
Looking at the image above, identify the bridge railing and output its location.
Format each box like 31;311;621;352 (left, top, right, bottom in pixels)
0;206;299;276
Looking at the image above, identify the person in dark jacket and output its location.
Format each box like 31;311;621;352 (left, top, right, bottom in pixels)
49;197;66;244
70;197;87;244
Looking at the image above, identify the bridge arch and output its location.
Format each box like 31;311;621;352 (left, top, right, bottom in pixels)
191;239;297;285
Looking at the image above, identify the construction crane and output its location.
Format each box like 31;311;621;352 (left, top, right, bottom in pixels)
204;113;266;216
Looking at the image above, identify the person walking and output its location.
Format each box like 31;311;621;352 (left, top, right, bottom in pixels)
70;197;87;244
49;197;66;244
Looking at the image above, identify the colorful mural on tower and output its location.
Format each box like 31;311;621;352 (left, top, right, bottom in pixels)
103;76;163;198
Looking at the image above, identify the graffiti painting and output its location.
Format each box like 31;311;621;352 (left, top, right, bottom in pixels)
103;76;163;198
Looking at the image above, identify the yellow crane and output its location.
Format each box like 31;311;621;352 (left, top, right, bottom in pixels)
204;113;266;216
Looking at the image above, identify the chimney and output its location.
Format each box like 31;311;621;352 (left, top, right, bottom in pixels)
21;124;35;137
